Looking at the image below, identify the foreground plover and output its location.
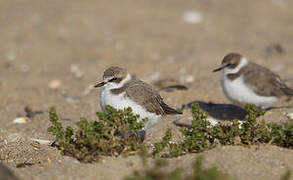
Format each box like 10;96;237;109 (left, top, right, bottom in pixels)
95;66;182;132
213;52;293;109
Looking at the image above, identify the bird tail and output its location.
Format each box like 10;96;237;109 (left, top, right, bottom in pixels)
161;102;182;114
282;87;293;96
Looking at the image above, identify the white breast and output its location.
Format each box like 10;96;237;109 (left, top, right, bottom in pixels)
221;75;277;108
100;88;161;129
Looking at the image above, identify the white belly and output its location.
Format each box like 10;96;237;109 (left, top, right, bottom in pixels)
221;75;277;108
100;89;161;129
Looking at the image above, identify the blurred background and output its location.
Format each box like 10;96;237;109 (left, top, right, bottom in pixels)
2;0;293;143
1;0;293;179
1;0;293;134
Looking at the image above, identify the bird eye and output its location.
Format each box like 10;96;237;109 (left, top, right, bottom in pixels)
225;63;232;67
109;77;119;82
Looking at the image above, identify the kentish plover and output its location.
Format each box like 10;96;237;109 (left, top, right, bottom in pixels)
213;52;293;109
95;66;182;138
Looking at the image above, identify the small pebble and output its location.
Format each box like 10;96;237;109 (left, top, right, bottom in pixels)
12;117;29;124
30;142;41;149
265;43;283;54
61;90;79;104
222;120;244;128
6;50;16;61
83;84;95;96
182;10;203;24
24;106;43;119
184;75;194;83
206;118;218;127
144;72;160;82
70;64;83;78
288;113;293;119
49;80;61;89
30;138;51;145
65;97;79;104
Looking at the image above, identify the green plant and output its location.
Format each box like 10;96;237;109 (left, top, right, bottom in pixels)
152;103;293;158
49;103;293;162
48;105;148;162
152;128;172;156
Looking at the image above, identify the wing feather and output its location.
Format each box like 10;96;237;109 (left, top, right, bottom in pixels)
125;80;180;115
243;63;288;97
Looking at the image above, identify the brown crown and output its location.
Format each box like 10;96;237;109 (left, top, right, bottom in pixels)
222;52;242;69
103;66;127;79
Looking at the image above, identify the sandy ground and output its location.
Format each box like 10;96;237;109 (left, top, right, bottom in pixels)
1;0;293;179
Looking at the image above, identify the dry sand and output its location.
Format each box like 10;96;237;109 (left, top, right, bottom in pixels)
1;0;293;179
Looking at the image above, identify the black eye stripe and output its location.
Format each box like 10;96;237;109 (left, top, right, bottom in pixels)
109;77;122;83
109;77;117;82
230;63;238;68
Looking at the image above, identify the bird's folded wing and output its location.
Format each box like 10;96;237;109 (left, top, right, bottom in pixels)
125;81;182;115
243;63;287;97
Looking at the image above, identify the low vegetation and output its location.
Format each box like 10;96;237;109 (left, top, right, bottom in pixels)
48;103;292;179
48;103;293;162
48;105;147;162
152;104;293;157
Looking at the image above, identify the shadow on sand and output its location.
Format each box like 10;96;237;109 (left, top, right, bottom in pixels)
174;101;292;128
183;101;248;121
182;101;293;121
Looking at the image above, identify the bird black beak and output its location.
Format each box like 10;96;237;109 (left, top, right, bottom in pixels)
94;81;106;88
212;64;229;72
213;67;224;72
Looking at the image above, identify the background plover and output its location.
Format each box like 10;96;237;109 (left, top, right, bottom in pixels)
213;52;293;109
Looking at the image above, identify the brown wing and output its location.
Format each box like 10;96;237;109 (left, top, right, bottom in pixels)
242;63;288;97
125;80;181;115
